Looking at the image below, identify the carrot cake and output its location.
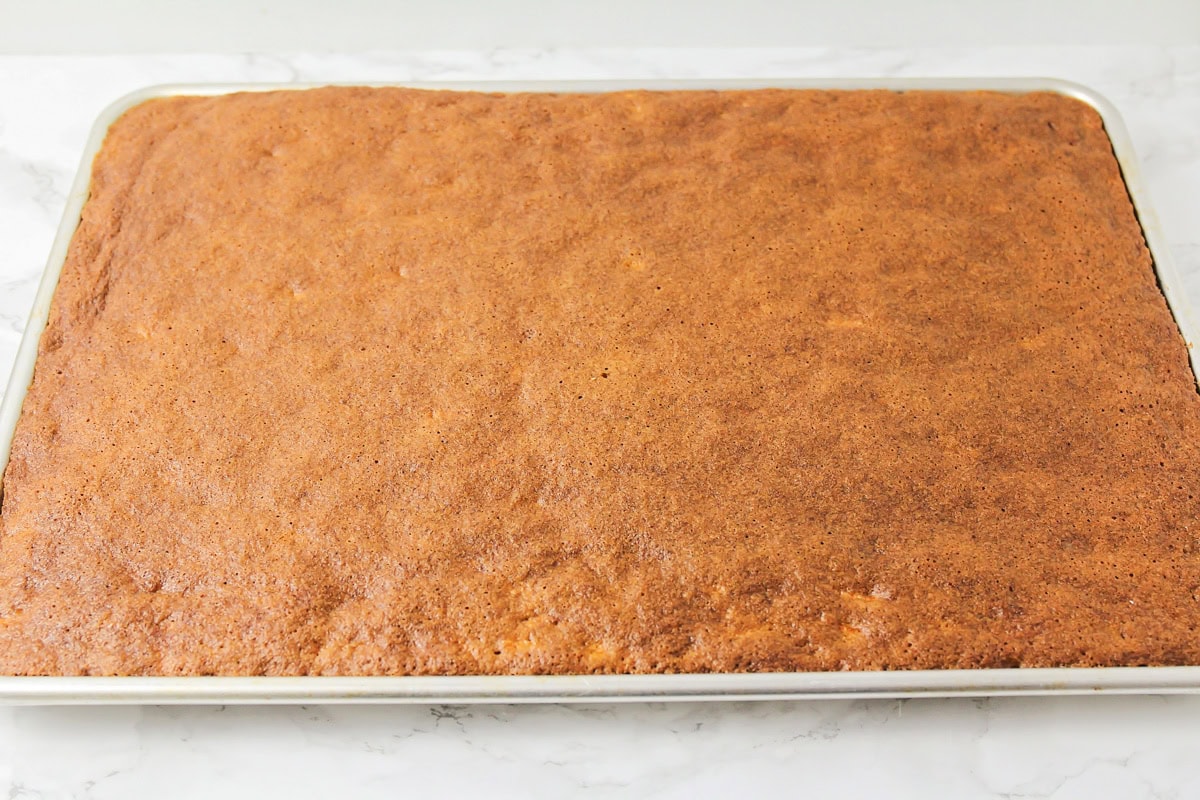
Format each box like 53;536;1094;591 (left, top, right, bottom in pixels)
1;87;1197;675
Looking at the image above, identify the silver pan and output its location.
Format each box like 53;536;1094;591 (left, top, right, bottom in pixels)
0;78;1195;704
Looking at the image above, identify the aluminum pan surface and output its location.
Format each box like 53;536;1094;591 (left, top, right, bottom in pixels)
0;78;1195;703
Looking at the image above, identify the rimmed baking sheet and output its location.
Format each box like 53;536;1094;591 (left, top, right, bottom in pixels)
0;78;1196;704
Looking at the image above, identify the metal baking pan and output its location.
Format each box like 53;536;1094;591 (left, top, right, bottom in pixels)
1;78;1197;704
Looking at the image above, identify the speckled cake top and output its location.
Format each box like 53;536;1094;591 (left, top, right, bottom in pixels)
1;87;1198;676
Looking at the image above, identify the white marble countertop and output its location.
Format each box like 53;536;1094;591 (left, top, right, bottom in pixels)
0;47;1198;798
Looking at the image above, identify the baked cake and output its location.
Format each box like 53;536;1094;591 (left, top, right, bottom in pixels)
1;87;1198;675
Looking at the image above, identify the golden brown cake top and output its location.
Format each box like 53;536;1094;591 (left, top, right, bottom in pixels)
2;87;1198;675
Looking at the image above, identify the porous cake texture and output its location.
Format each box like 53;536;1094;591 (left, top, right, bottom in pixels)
2;87;1198;675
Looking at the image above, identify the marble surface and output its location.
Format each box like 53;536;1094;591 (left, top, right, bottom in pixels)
0;47;1198;798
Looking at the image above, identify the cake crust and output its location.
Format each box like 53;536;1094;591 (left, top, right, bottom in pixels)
2;87;1199;675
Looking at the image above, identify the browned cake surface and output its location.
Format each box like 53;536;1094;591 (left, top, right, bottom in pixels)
1;87;1199;675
